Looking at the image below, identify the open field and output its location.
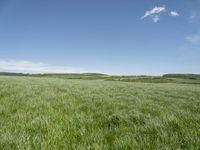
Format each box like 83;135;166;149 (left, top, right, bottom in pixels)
1;72;200;84
0;76;200;149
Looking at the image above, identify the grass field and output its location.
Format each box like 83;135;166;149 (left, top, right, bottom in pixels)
0;76;200;149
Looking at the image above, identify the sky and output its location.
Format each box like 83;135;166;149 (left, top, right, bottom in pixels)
0;0;200;75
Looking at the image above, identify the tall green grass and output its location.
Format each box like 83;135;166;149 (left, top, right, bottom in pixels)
0;76;200;149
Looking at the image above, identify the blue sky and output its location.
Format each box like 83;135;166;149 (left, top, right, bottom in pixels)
0;0;200;75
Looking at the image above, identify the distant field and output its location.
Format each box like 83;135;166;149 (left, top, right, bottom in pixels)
0;76;200;149
1;72;200;84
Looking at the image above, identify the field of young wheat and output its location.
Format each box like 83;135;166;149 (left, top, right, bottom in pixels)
0;76;200;149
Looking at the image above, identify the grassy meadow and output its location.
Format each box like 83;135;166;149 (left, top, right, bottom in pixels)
0;75;200;149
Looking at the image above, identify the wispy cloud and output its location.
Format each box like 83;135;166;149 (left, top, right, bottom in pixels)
190;12;196;21
141;6;180;23
152;15;160;23
142;6;166;19
170;11;179;17
0;59;88;73
189;11;200;24
186;33;200;44
141;6;165;23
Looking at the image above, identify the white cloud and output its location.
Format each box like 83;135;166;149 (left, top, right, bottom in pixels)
141;6;180;23
0;59;89;73
141;6;165;23
186;33;200;44
142;6;166;19
170;11;179;17
152;15;160;23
